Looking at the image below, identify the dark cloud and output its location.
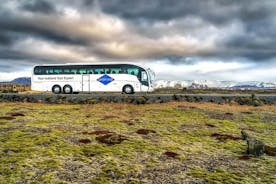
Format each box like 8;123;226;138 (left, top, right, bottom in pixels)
21;0;56;14
0;15;88;46
98;0;274;24
0;0;275;81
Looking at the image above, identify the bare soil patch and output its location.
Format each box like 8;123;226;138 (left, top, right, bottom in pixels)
241;111;253;114
238;155;253;160
101;115;118;120
6;112;25;117
264;145;276;156
121;119;139;125
177;105;197;111
206;111;234;120
0;116;15;120
163;151;179;158
78;138;91;144
82;130;113;135
205;123;216;128
96;133;127;145
211;133;241;142
136;129;156;135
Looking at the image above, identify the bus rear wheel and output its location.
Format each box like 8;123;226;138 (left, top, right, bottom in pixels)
123;85;134;94
52;85;62;94
63;85;73;94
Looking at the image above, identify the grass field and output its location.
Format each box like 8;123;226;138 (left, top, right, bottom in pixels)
0;102;275;183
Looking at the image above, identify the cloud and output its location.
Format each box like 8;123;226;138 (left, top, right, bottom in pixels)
0;0;275;81
20;0;57;14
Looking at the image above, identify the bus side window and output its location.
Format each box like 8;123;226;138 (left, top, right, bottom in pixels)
87;69;94;74
46;68;54;75
95;68;104;74
34;67;42;75
79;68;87;74
70;69;77;74
64;69;70;74
141;71;148;81
54;68;62;74
127;68;139;76
105;68;110;74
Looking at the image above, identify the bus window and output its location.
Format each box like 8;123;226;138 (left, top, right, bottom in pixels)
54;68;62;74
87;68;94;74
70;69;78;74
141;71;148;81
34;67;42;75
95;68;104;74
104;68;110;74
79;68;87;74
127;68;139;76
64;68;70;74
46;68;54;75
110;68;121;74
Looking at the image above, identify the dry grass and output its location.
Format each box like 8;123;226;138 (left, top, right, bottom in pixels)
0;102;275;183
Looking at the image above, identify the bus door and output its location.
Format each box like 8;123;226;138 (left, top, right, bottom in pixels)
140;71;149;91
82;74;90;92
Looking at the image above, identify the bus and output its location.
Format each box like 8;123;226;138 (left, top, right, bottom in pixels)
31;63;155;94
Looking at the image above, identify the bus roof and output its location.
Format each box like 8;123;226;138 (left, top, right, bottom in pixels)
34;62;149;70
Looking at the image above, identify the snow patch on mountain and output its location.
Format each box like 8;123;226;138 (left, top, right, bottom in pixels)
153;80;276;89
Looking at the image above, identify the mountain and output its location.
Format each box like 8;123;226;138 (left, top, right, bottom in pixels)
153;80;276;89
10;77;31;85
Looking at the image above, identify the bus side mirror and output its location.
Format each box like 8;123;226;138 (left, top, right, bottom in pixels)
141;71;148;81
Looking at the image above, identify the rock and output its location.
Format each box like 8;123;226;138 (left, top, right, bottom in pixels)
246;138;265;156
241;130;249;140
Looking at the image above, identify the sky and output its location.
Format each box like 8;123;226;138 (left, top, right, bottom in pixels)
0;0;276;81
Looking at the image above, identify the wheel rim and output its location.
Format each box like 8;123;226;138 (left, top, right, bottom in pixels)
54;87;60;93
125;86;132;94
64;86;71;94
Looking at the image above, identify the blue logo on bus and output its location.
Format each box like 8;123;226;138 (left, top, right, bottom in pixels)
97;74;114;85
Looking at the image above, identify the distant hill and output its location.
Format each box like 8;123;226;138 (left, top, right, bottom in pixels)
10;77;31;85
153;80;276;90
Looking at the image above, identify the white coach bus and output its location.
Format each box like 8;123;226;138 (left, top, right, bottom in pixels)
31;63;155;94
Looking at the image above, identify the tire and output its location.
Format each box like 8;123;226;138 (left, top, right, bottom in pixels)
52;85;62;94
123;85;134;94
63;85;73;94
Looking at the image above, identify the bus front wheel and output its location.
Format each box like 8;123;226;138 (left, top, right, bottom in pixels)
52;85;62;94
123;85;134;94
63;85;73;94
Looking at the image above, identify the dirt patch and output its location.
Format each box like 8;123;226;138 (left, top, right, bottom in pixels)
211;133;241;142
79;138;91;144
264;145;276;156
121;119;139;125
96;133;127;145
177;105;197;111
206;111;234;120
238;155;253;160
205;123;216;128
0;116;15;120
136;129;156;135
6;112;25;117
101;115;118;120
82;130;113;135
163;151;179;158
241;111;253;114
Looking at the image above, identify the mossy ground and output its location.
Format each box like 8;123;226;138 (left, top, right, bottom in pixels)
0;102;275;183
